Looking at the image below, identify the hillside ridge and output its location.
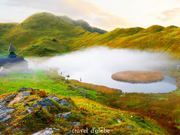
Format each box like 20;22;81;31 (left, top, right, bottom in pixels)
0;12;179;58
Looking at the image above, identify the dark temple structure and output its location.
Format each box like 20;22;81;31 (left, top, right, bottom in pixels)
0;43;28;71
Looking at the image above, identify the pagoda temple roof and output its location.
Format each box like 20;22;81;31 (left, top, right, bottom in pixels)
8;43;16;52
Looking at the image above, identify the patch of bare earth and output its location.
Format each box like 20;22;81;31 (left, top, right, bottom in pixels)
112;71;164;83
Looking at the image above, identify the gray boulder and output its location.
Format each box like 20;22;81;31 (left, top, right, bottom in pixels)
59;99;70;106
32;128;54;135
0;100;14;122
51;97;70;107
3;94;16;102
0;107;14;122
62;112;72;119
0;114;11;122
22;91;31;97
26;107;33;114
36;98;54;108
55;113;62;118
127;125;135;129
71;122;80;126
18;87;28;92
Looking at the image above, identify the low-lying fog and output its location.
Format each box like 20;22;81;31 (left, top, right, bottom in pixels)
27;47;178;93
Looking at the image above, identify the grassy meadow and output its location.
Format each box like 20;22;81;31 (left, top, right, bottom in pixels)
0;69;179;134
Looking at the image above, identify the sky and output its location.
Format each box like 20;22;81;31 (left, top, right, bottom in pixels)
0;0;179;30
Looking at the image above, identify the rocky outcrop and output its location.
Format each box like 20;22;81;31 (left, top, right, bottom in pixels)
26;96;71;114
0;94;15;123
32;128;58;135
0;88;80;135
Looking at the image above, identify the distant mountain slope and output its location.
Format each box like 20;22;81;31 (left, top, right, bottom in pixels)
75;20;106;34
0;12;179;58
100;25;180;58
74;25;180;58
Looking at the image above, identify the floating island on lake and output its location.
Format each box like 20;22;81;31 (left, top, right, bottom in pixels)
112;71;164;83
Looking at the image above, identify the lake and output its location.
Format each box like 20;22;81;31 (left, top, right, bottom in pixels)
27;47;178;93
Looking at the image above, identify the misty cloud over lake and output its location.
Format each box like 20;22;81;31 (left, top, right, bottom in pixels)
27;47;178;93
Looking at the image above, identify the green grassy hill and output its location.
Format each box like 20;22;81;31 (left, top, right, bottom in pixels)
0;13;104;56
3;13;95;56
94;25;180;58
0;12;179;58
73;25;180;58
